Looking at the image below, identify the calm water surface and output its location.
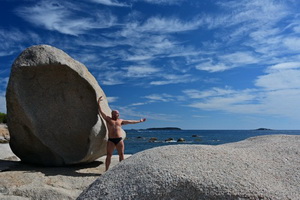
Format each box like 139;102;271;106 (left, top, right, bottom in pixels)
122;129;300;154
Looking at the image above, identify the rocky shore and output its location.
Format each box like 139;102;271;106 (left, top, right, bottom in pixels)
1;124;300;199
0;140;130;200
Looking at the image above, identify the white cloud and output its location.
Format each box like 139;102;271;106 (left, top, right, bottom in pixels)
186;89;257;113
89;0;131;7
283;37;300;51
267;62;300;71
217;0;289;28
125;55;153;61
0;51;16;57
143;93;185;104
107;96;118;103
125;65;160;78
183;87;236;99
150;74;196;85
219;52;259;65
0;28;41;55
130;102;147;106
15;0;117;36
98;65;160;85
255;62;300;90
136;0;184;5
185;61;300;119
257;89;300;118
98;71;125;85
137;16;202;33
195;61;232;72
294;25;300;33
193;51;260;73
144;94;174;102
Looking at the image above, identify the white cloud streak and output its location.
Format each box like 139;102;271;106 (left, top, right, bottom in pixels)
89;0;131;7
107;96;119;103
136;0;185;5
184;61;300;119
255;62;300;90
136;16;202;33
15;0;118;36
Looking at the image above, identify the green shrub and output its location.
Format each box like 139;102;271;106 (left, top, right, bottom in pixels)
0;113;7;124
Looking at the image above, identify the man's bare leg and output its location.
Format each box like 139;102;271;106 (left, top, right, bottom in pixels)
116;140;125;162
105;141;115;171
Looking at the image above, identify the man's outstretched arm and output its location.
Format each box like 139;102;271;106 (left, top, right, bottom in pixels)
122;118;146;125
98;96;110;121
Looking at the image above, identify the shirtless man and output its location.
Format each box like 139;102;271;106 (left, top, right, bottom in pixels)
98;96;146;171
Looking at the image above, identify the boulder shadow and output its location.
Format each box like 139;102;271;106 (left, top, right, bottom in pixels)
0;159;103;177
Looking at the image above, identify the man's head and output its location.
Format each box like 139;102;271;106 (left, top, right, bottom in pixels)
111;110;120;120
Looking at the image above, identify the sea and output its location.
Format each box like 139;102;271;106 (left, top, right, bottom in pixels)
123;129;300;154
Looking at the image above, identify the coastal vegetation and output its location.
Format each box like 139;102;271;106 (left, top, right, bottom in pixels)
0;113;7;124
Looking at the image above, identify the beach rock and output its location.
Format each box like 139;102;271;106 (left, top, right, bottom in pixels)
148;137;157;142
6;44;114;166
165;138;175;142
0;143;131;200
177;138;185;142
77;134;300;200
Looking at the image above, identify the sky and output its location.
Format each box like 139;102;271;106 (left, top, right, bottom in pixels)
1;0;300;130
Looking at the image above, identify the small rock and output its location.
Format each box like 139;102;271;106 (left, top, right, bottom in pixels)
177;138;185;142
149;137;158;142
165;138;174;142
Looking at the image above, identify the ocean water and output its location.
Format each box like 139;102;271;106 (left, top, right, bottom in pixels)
123;129;300;154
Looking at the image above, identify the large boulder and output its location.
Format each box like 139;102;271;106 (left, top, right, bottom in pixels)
77;135;300;200
6;44;113;166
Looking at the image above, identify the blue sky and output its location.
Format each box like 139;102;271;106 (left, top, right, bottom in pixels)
1;0;300;129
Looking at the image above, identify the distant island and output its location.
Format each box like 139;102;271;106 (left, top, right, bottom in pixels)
256;128;272;131
146;127;181;130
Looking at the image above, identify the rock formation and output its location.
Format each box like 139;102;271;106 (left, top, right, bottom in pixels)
6;44;116;166
77;135;300;200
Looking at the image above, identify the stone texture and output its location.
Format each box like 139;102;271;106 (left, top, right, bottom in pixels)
0;143;131;200
77;135;300;200
6;45;113;166
0;124;9;143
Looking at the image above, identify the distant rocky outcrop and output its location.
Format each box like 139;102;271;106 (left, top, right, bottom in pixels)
256;128;272;130
78;135;300;200
147;127;181;130
6;45;113;166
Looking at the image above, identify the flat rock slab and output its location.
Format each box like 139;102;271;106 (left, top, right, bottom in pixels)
78;134;300;200
0;144;130;200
